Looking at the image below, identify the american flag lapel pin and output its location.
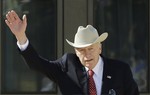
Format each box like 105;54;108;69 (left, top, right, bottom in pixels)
107;75;112;79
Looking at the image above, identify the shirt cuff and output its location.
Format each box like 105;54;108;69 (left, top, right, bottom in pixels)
17;39;29;51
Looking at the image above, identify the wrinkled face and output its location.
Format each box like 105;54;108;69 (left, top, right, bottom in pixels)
75;43;102;70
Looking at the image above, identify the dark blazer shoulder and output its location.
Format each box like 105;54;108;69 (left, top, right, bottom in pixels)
63;53;78;58
59;53;80;71
61;53;79;63
102;56;130;69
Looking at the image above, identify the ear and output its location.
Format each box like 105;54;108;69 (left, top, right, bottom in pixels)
99;43;102;54
100;44;102;49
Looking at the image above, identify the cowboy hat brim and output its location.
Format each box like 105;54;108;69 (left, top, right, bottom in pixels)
66;32;108;48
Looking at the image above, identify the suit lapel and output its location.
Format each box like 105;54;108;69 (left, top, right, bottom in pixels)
67;54;88;94
75;59;88;95
67;55;81;89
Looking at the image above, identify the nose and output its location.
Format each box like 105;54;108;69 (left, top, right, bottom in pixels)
84;50;91;59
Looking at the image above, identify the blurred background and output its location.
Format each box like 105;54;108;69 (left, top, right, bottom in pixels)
0;0;149;95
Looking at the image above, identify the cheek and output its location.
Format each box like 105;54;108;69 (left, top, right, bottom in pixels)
93;49;101;56
79;55;84;62
76;53;84;62
78;56;86;66
92;49;101;59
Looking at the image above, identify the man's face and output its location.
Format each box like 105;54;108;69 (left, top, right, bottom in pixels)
75;43;102;70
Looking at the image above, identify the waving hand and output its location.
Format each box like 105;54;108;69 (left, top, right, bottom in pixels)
5;10;27;45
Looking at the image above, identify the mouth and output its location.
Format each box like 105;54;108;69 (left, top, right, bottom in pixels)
85;59;93;63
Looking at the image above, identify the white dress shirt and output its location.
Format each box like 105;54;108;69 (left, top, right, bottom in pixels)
85;56;104;95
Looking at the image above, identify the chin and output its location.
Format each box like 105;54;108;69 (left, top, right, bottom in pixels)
85;63;93;68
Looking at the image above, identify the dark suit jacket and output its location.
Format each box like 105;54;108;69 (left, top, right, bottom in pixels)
20;43;139;95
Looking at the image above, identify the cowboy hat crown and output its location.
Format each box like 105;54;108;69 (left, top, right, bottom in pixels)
66;25;108;48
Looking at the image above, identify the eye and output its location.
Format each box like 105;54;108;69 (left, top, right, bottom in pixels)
79;49;84;52
89;48;93;51
77;48;84;52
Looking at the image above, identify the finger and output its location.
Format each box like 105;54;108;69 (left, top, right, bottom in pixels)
5;20;12;28
7;11;15;22
6;12;12;23
11;10;20;20
9;10;16;21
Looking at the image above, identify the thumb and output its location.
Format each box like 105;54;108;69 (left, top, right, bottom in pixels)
22;14;27;25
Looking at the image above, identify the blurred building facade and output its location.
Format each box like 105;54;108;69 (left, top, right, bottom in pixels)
0;0;149;95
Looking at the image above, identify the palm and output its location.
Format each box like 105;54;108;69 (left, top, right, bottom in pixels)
9;18;26;36
5;10;27;37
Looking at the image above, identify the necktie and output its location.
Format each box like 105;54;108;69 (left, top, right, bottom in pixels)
88;70;97;95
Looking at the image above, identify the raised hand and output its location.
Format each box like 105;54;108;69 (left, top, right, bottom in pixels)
5;10;27;45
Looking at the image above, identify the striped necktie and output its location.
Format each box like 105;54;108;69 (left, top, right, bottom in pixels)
88;70;97;95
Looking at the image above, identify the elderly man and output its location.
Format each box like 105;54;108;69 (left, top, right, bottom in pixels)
5;10;139;95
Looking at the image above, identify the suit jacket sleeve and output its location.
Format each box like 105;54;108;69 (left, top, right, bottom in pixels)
19;43;67;82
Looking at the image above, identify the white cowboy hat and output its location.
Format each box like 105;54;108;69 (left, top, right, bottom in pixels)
66;25;108;48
